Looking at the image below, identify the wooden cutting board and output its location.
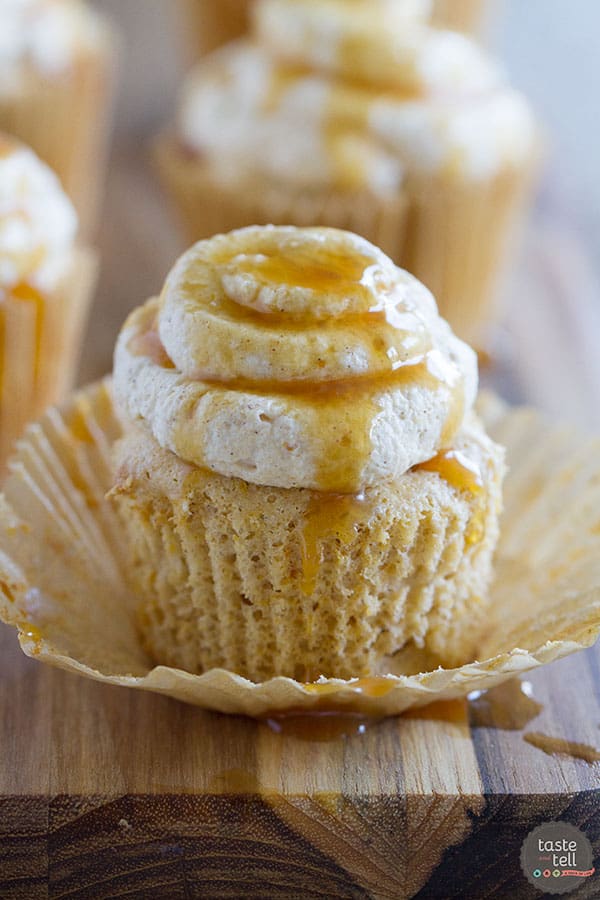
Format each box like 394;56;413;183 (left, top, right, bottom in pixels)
1;621;599;900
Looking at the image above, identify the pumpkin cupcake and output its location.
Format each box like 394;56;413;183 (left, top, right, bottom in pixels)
0;134;96;466
159;0;536;346
110;225;504;682
185;0;487;59
0;0;116;233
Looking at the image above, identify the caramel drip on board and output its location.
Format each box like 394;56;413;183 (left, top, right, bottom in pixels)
263;712;373;741
524;733;600;764
404;699;468;725
468;680;542;731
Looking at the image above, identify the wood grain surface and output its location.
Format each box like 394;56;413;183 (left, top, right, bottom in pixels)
0;617;599;898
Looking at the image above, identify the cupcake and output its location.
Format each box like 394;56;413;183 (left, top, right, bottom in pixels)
0;0;116;233
0;134;96;466
158;0;537;346
109;225;504;682
185;0;487;59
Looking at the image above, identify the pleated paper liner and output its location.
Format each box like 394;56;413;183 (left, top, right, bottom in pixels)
0;27;117;235
0;250;97;468
402;162;537;347
0;380;599;717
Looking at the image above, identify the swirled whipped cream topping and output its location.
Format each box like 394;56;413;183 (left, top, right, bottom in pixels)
0;0;104;90
114;226;478;493
0;135;78;293
177;0;535;193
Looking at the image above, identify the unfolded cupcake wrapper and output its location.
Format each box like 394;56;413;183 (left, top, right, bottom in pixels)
0;381;599;717
186;0;251;57
0;35;117;234
156;137;535;346
0;250;97;468
154;136;409;265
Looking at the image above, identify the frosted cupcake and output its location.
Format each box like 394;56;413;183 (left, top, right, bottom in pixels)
110;225;504;682
0;135;96;466
0;0;116;232
158;0;536;345
185;0;487;59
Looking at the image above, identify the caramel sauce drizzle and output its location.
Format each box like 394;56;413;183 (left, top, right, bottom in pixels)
300;493;366;596
134;239;466;493
263;63;422;191
263;712;373;741
404;699;468;725
302;677;397;699
524;733;600;764
415;449;483;496
468;680;543;731
221;240;376;297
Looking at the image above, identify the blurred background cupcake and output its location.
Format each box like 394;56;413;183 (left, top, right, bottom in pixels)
184;0;489;59
0;0;117;234
0;134;96;466
157;0;537;346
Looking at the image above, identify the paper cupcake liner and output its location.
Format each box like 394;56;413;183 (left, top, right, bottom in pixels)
0;250;97;468
0;381;598;717
402;163;537;346
110;423;503;681
431;0;485;33
186;0;251;57
0;35;117;235
155;136;408;270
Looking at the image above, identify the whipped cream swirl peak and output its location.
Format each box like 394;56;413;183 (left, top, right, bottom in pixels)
114;226;478;493
0;133;78;293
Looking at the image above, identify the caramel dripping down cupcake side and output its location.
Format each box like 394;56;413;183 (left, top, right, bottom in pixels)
110;225;505;681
